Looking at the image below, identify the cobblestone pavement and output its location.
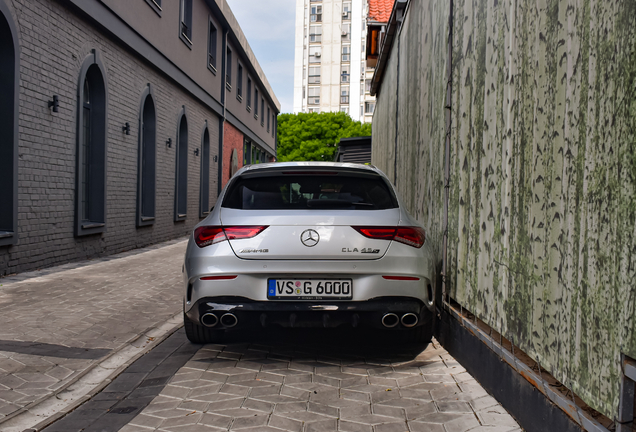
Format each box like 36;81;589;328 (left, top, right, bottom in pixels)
0;237;522;432
118;329;521;432
0;238;187;426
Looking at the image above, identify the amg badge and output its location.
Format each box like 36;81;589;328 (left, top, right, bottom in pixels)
240;248;269;253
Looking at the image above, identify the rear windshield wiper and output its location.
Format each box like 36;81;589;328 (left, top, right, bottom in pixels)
306;199;375;209
306;199;354;208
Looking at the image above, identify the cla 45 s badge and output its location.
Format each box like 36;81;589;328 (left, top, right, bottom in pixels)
342;248;380;253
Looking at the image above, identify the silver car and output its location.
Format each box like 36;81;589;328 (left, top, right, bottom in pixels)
183;162;435;344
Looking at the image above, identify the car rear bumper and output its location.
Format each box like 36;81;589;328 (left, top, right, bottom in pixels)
184;296;433;330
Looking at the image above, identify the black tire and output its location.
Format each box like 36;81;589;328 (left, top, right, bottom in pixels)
184;312;224;344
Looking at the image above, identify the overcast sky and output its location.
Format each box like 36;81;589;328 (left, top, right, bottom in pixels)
226;0;296;114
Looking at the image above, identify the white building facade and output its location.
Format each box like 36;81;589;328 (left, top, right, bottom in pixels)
293;0;375;122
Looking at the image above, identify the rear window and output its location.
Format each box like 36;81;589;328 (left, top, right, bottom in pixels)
222;174;398;210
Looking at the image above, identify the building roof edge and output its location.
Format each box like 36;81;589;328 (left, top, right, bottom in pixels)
208;0;281;112
369;0;409;97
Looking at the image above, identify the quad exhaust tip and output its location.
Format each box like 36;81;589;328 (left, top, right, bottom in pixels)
381;313;399;328
201;312;218;328
220;313;238;328
401;313;418;328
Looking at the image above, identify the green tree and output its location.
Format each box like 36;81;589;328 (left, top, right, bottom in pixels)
276;112;372;162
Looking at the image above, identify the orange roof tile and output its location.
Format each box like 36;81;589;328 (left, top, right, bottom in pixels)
368;0;395;23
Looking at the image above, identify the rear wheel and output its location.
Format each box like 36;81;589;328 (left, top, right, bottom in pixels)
184;312;224;344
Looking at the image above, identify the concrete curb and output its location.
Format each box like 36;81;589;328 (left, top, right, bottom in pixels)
0;313;184;432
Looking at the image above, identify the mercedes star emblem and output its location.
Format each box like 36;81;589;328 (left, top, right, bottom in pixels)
300;229;320;247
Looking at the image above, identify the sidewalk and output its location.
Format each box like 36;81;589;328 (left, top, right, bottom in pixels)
0;238;189;431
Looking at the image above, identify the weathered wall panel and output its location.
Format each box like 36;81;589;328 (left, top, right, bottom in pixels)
372;0;636;418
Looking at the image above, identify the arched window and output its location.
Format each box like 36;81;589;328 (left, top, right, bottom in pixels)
137;84;156;227
76;50;107;237
174;107;188;221
199;123;210;218
0;2;18;247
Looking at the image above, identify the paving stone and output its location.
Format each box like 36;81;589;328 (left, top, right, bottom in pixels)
229;413;269;429
171;371;205;383
339;419;374;432
477;411;520;427
280;410;336;422
118;425;151;432
128;413;164;428
248;384;283;397
340;403;373;418
266;414;302;431
442;414;481;432
436;401;473;413
213;407;264;418
161;411;203;427
372;404;405;419
199;412;233;429
408;421;446;432
304;418;339;431
164;424;218;432
341;413;401;425
207;398;245;411
231;427;282;432
160;385;192;399
219;383;250;396
378;398;429;408
274;401;308;414
178;399;209;411
242;397;274;412
143;400;183;413
374;421;410;432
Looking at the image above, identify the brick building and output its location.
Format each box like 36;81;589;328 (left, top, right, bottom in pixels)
0;0;280;275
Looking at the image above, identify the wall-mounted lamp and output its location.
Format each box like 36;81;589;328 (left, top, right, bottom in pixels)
48;95;59;113
194;148;199;156
122;122;130;135
213;155;218;162
166;138;172;148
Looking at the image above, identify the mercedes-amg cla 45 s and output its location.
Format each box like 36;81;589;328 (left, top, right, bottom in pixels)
183;162;435;344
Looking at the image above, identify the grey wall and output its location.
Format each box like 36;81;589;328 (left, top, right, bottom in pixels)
371;0;636;420
0;0;220;274
224;39;277;153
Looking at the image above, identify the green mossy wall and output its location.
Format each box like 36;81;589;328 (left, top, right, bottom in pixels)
372;0;636;418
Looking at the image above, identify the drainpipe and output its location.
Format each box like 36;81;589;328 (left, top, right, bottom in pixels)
392;8;405;185
392;36;400;185
441;0;453;309
217;29;228;196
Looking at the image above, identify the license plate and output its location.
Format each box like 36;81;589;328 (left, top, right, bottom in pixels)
267;279;353;300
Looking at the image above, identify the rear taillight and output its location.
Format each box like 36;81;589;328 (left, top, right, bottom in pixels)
194;225;268;248
223;226;268;240
352;226;425;248
395;227;426;248
352;227;397;240
194;226;226;247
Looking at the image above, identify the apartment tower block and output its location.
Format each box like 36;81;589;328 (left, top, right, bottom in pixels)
293;0;376;122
